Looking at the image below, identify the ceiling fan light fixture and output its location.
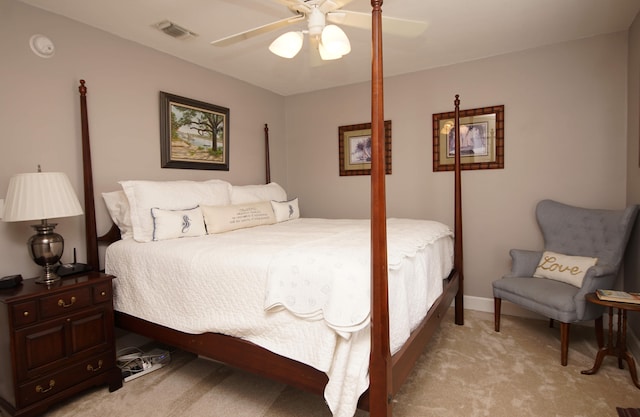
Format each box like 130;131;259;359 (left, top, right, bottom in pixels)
321;24;350;56
269;31;304;58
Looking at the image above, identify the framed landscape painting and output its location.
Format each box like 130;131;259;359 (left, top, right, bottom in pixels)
160;92;230;170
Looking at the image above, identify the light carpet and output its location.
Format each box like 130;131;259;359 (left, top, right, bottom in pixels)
8;309;640;417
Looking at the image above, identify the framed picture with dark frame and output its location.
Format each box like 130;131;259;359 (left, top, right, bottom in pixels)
338;120;392;176
160;91;230;170
432;105;504;171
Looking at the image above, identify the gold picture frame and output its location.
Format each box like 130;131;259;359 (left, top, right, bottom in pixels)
432;105;504;171
338;120;392;176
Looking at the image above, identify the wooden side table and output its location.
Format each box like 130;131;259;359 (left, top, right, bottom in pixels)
581;292;640;389
0;272;122;416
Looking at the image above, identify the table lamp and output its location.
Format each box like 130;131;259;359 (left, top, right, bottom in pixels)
3;167;83;285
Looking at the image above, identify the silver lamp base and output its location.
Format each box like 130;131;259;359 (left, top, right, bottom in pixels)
28;220;64;285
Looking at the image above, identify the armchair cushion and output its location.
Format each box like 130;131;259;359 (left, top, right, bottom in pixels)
533;251;598;287
493;277;581;323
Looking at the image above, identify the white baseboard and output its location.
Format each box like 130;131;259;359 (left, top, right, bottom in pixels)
456;294;545;319
457;295;640;359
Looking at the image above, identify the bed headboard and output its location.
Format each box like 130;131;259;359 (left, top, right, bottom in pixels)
78;81;273;272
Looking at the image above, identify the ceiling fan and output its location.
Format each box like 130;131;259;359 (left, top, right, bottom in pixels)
210;0;427;61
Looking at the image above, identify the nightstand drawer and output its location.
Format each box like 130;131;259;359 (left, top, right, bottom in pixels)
92;282;112;304
11;301;37;328
39;287;92;318
17;351;116;408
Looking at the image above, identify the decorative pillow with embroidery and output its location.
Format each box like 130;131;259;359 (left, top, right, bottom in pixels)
533;251;598;287
271;198;300;222
202;201;276;234
151;206;207;241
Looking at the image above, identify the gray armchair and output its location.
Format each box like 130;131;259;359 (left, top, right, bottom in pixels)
492;199;638;365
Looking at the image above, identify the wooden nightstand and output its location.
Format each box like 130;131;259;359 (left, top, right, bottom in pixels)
0;272;123;417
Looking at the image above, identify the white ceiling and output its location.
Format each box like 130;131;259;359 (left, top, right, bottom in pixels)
20;0;640;96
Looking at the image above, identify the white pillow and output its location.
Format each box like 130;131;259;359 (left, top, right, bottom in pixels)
201;201;276;234
271;198;300;222
151;206;207;241
230;182;287;204
533;251;598;287
120;179;231;242
102;190;133;239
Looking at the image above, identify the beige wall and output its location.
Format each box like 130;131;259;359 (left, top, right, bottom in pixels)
625;12;640;337
285;32;630;302
1;0;635;312
0;0;285;277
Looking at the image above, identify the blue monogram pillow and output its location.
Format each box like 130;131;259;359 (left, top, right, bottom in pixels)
271;198;300;223
151;206;207;241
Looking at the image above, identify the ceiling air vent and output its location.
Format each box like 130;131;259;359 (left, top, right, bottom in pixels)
155;20;198;40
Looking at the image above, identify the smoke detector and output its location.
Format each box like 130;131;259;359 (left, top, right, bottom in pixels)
30;34;55;58
154;20;198;40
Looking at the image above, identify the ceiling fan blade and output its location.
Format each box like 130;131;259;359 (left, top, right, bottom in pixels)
273;0;311;14
210;14;305;47
272;0;354;14
329;10;428;37
319;0;354;14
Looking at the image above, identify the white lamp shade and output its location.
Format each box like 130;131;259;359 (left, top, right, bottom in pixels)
3;172;83;222
269;31;304;58
321;25;351;56
319;42;342;60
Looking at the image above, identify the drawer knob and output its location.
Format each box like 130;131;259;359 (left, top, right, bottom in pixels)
35;379;55;393
87;359;103;372
100;291;106;297
23;311;29;317
58;296;76;308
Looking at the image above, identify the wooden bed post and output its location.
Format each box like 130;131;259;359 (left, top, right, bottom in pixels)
264;123;271;184
369;1;392;416
79;80;99;271
453;95;464;325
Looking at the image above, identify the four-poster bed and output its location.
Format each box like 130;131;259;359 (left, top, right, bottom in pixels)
78;2;464;416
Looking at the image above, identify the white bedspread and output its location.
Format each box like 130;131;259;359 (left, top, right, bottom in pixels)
264;219;453;334
106;218;453;417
